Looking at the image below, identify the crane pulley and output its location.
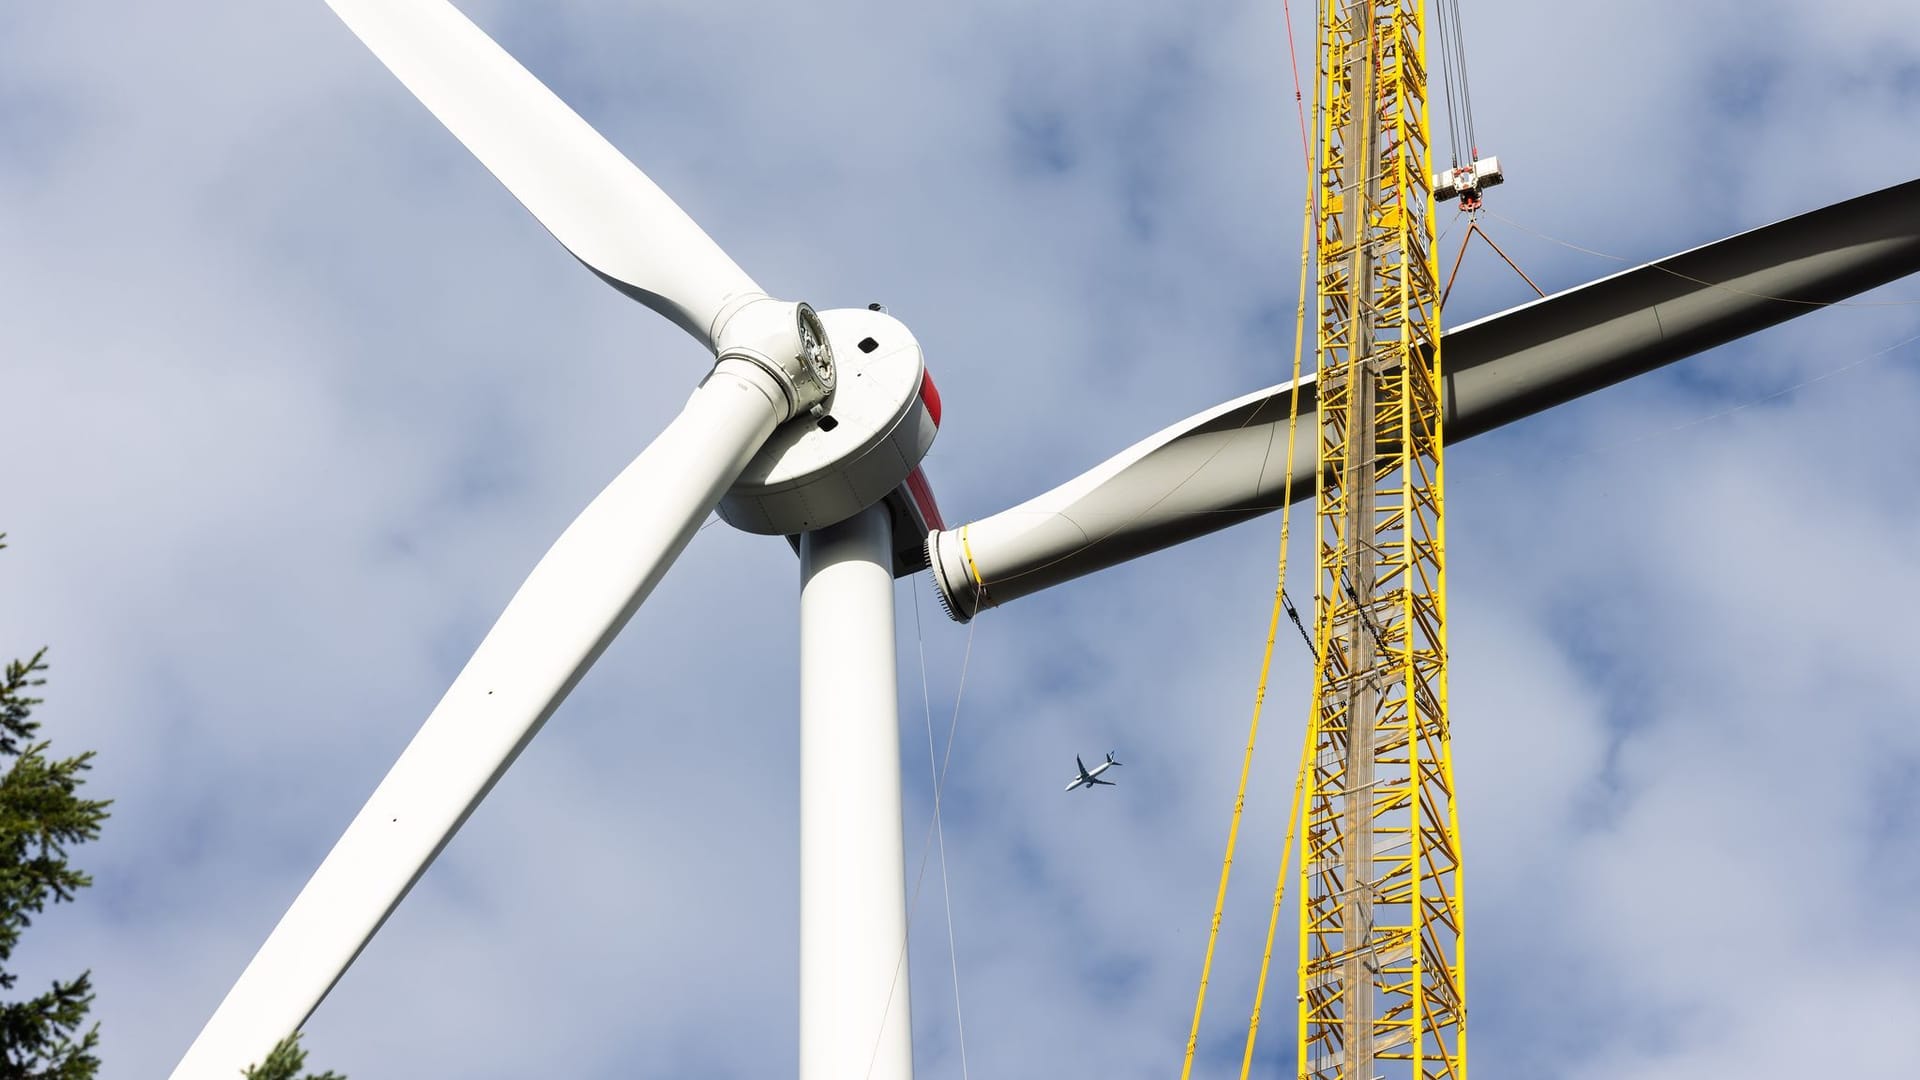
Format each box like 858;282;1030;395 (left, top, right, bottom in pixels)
1432;155;1504;212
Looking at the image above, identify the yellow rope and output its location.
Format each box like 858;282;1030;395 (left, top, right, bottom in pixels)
1178;182;1316;1080
959;524;984;590
1240;722;1314;1077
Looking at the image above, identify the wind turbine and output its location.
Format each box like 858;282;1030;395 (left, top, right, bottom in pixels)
171;1;1920;1077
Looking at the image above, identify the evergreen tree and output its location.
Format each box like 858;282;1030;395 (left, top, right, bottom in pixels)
242;1036;343;1080
0;535;110;1079
2;537;342;1078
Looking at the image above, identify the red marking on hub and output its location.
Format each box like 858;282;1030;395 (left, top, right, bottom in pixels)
918;369;943;428
904;466;945;532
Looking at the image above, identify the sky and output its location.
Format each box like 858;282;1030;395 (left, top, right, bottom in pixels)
3;0;1919;1076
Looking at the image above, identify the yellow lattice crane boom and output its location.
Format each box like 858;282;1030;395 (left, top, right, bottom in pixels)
1299;0;1465;1075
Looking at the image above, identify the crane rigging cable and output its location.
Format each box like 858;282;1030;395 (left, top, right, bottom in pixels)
1441;220;1546;310
1432;0;1479;169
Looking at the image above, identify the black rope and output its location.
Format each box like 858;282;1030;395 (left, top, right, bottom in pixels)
1341;577;1396;658
1282;589;1317;656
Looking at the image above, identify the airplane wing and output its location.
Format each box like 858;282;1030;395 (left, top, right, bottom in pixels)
1090;776;1116;786
1076;755;1089;776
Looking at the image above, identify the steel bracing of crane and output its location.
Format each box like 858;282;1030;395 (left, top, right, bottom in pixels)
1300;0;1465;1075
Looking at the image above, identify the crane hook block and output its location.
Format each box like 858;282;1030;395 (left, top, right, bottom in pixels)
1432;155;1503;210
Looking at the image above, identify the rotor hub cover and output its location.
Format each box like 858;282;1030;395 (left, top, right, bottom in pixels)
717;307;939;535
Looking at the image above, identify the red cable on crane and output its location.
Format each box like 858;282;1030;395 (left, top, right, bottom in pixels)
1281;0;1313;177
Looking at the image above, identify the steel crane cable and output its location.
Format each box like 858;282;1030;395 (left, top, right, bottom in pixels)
1432;0;1468;168
1435;0;1480;169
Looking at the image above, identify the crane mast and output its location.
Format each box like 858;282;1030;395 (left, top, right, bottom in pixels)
1298;0;1465;1076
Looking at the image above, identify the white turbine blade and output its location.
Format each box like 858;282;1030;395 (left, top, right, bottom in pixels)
171;361;789;1079
327;0;764;348
928;176;1920;618
926;380;1314;621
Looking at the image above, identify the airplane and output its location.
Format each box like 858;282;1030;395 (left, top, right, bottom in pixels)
1065;752;1123;792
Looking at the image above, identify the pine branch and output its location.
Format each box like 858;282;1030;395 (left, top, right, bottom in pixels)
0;538;111;1078
242;1035;344;1080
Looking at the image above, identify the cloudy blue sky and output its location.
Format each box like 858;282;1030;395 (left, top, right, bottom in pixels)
4;0;1919;1076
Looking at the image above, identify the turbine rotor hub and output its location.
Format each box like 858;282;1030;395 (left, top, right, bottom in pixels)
717;306;940;539
712;297;837;421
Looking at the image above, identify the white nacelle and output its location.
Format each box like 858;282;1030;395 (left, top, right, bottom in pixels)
717;307;939;536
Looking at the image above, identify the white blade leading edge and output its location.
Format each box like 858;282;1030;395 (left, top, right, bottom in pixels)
327;0;766;348
171;360;790;1078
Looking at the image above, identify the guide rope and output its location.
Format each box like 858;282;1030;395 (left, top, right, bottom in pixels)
865;583;979;1080
912;579;972;1080
1178;176;1316;1079
1238;721;1315;1076
1485;209;1920;308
